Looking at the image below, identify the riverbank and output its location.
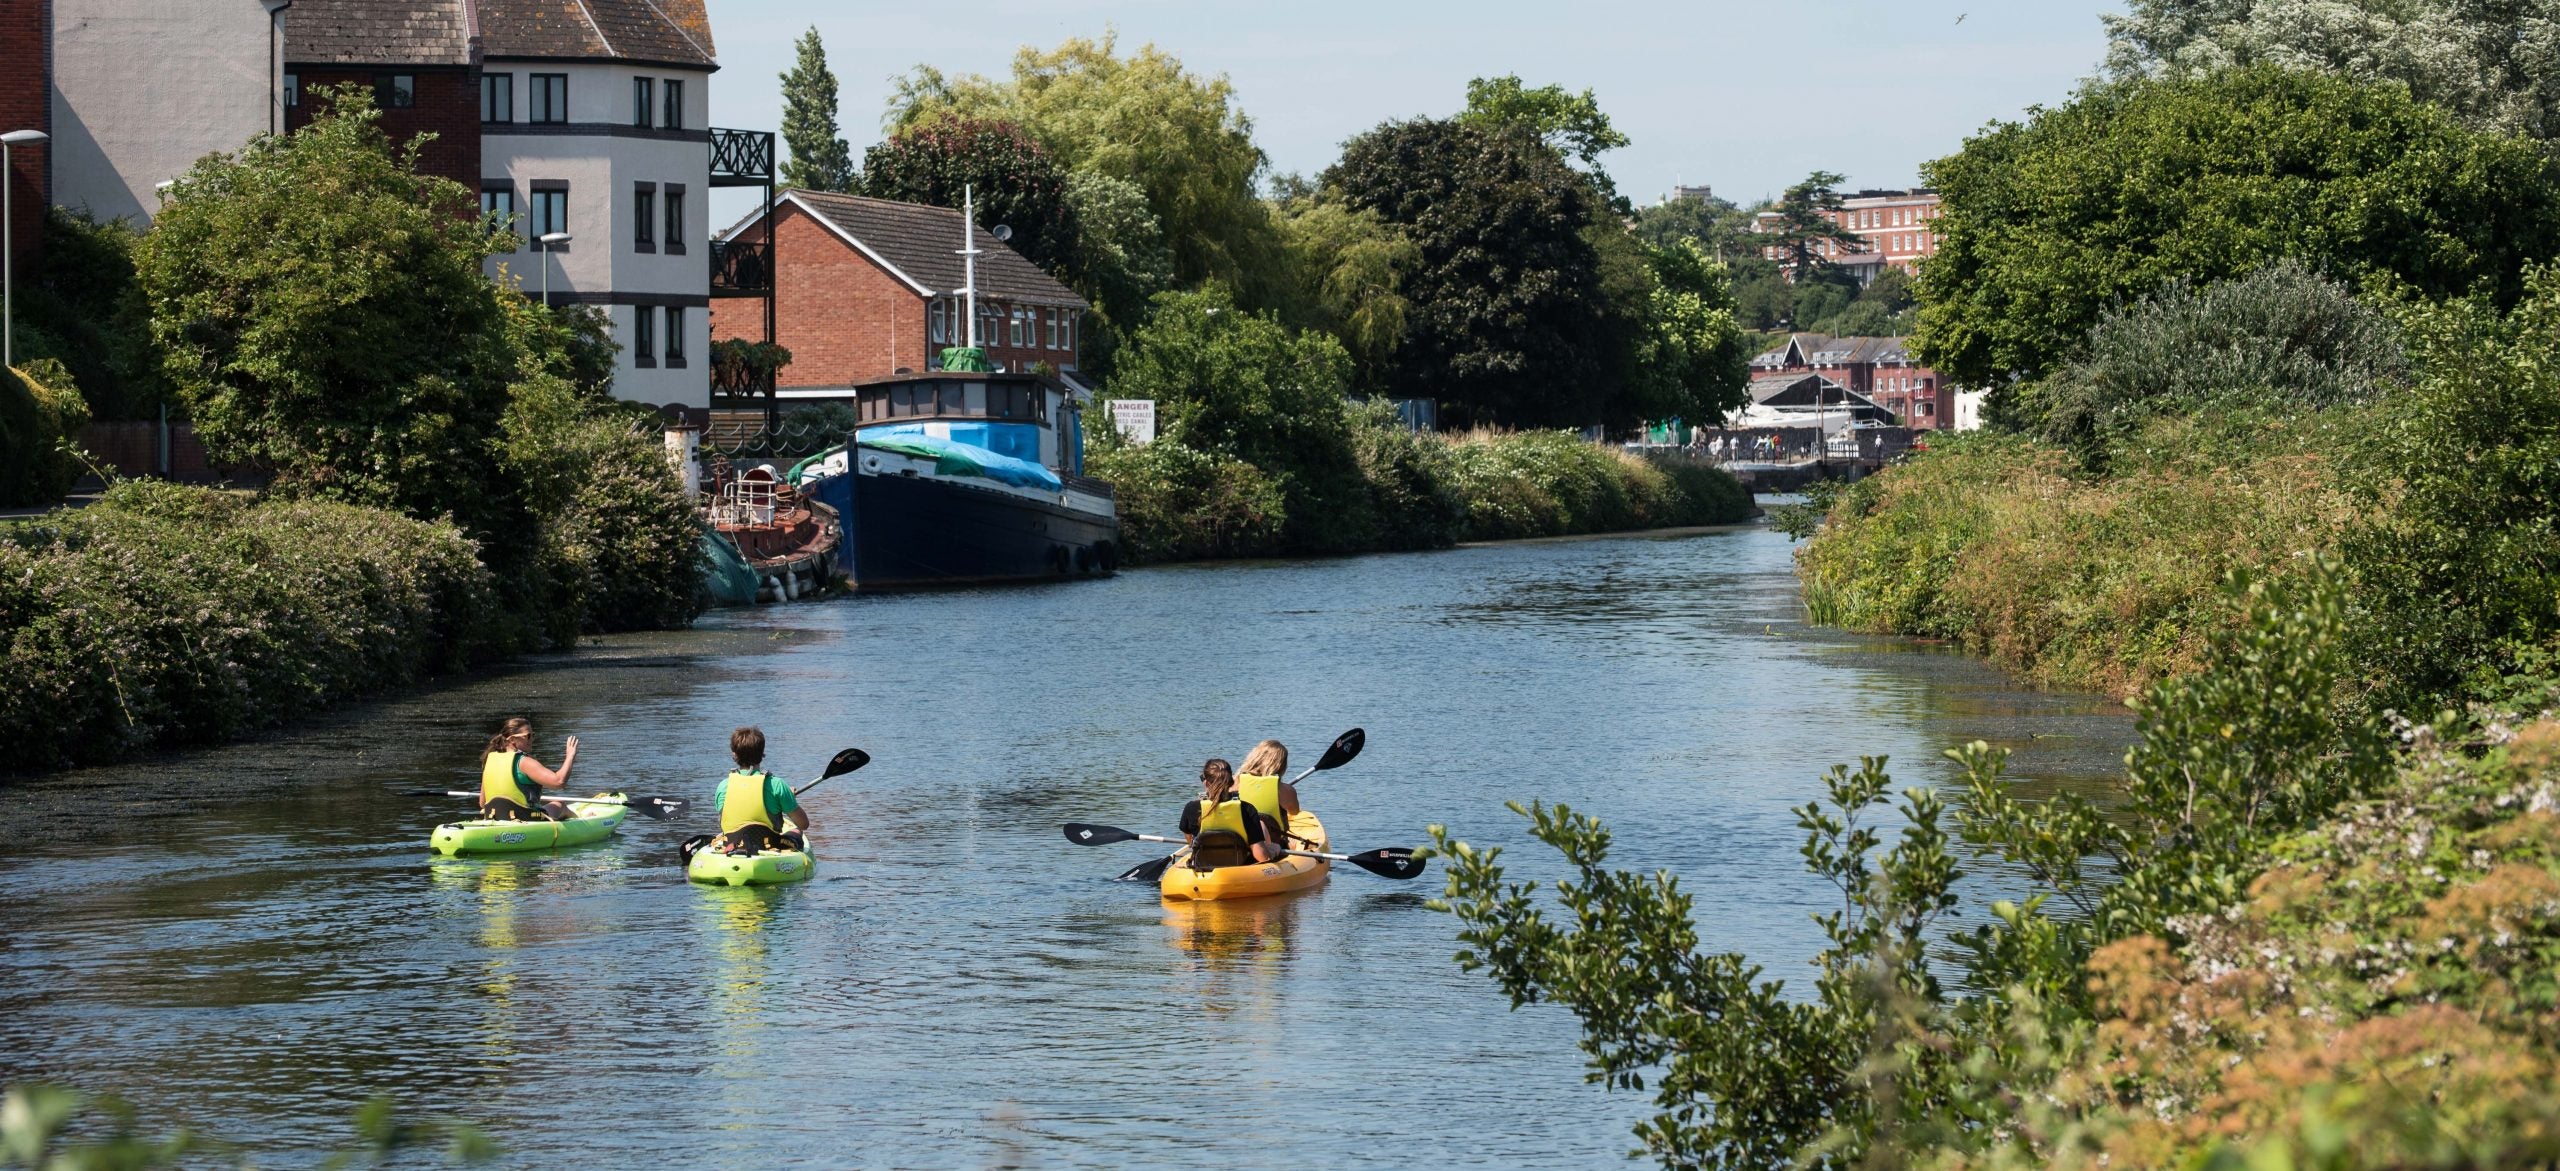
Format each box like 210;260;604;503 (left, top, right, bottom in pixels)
1091;420;1757;564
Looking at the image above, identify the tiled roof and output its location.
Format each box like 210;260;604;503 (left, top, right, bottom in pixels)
285;0;475;66
480;0;717;68
754;190;1089;309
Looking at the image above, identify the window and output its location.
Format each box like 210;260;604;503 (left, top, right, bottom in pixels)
976;304;1000;346
633;307;655;367
662;79;684;130
284;73;299;107
662;185;685;254
1066;312;1077;356
665;307;686;366
530;187;567;237
928;300;948;344
633;182;655;252
1046;309;1060;349
633;77;653;128
480;186;516;236
529;74;567;123
376;74;415;108
481;73;511;122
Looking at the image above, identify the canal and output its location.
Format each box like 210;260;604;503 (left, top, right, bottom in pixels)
0;523;2133;1167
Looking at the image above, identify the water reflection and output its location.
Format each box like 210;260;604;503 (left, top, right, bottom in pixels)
0;525;2138;1167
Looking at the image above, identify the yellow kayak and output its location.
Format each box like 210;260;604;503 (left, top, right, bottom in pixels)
1160;810;1331;902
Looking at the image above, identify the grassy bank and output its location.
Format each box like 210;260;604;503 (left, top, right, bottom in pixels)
1092;419;1754;564
1795;427;2352;698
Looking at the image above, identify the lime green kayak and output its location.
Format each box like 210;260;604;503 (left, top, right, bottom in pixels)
687;838;815;886
429;793;629;856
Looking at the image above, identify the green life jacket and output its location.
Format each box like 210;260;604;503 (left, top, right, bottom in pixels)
479;751;535;808
720;769;779;833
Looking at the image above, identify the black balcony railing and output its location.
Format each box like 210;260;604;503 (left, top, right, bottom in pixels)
709;128;775;187
709;237;771;295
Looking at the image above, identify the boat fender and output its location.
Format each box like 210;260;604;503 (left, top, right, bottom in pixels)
1051;545;1072;575
1075;545;1097;574
1095;541;1118;573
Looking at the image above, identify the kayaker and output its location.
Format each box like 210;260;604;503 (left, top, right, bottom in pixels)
713;726;810;855
1180;758;1277;866
1236;740;1302;847
479;717;578;821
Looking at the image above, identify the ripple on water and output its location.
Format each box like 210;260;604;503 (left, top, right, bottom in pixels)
0;525;2132;1165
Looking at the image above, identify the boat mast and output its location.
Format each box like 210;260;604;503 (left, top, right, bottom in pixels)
958;184;980;348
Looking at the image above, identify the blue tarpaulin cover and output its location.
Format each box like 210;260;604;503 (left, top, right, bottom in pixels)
858;428;1063;492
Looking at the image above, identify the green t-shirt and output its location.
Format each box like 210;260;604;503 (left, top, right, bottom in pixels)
712;770;800;819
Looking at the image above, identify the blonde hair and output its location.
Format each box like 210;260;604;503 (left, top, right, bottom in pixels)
484;717;531;758
1239;740;1287;778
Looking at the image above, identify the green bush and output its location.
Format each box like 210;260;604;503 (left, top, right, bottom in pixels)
0;360;92;507
0;481;500;771
1084;439;1288;562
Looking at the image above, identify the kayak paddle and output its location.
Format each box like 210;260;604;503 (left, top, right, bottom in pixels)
1076;729;1371;881
1064;822;1425;880
680;747;871;866
1288;728;1365;786
405;790;689;820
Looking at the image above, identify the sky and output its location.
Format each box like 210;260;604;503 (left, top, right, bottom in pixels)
702;0;2121;222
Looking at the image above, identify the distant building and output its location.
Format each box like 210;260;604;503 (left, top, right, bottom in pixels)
1725;371;1895;432
1755;188;1943;284
1;0;45;279
1670;183;1714;204
1952;388;1989;431
1750;332;1949;429
711;190;1092;396
281;0;723;407
40;0;290;229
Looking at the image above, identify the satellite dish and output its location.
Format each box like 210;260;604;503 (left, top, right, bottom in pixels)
990;224;1013;242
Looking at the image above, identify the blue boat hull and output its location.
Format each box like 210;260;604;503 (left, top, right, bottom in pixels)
805;469;1118;589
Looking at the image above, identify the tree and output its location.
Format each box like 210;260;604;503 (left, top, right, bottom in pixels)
1059;169;1174;379
778;27;855;192
2104;0;2560;143
1457;75;1630;202
1324;117;1617;428
1634;192;1762;265
137;86;520;537
1623;240;1753;424
1914;66;2560;393
859;117;1080;277
885;34;1277;293
1268;194;1419;389
1760;170;1865;278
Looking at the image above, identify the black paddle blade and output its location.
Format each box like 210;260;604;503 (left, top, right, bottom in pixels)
1116;854;1177;883
1344;847;1425;880
1314;728;1366;772
1063;822;1139;847
822;748;871;779
678;834;713;867
625;796;689;821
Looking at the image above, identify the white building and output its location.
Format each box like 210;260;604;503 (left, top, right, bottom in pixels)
476;0;716;408
46;0;289;225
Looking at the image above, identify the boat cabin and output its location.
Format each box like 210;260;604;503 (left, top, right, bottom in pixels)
850;371;1085;474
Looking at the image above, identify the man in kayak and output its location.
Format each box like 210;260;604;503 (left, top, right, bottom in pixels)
480;717;578;821
1181;758;1278;866
1236;740;1302;848
713;726;811;854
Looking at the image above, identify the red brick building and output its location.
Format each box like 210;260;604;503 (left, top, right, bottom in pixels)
0;0;47;281
1756;188;1943;284
713;189;1089;392
1750;333;1949;429
282;0;480;194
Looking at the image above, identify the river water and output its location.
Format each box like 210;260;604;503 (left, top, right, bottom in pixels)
0;523;2132;1168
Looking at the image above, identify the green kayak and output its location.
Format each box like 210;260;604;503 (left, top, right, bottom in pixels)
687;837;815;886
429;793;629;856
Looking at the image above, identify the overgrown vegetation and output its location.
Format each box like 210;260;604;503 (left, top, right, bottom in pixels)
0;360;92;508
1081;288;1751;563
0;1082;497;1167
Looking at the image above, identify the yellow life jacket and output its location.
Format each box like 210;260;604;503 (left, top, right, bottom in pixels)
720;770;780;833
479;751;534;808
1237;772;1284;831
1195;796;1251;840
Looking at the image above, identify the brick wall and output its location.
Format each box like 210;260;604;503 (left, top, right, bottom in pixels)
286;66;479;195
0;0;45;282
713;203;928;388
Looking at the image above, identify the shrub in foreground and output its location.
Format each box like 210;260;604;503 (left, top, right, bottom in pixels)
0;360;92;508
0;481;499;772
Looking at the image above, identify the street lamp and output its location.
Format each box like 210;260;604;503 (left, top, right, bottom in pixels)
538;231;571;308
2;128;50;372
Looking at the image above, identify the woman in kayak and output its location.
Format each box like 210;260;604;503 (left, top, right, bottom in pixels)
1180;758;1277;865
713;726;810;854
1236;740;1301;847
479;717;578;821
